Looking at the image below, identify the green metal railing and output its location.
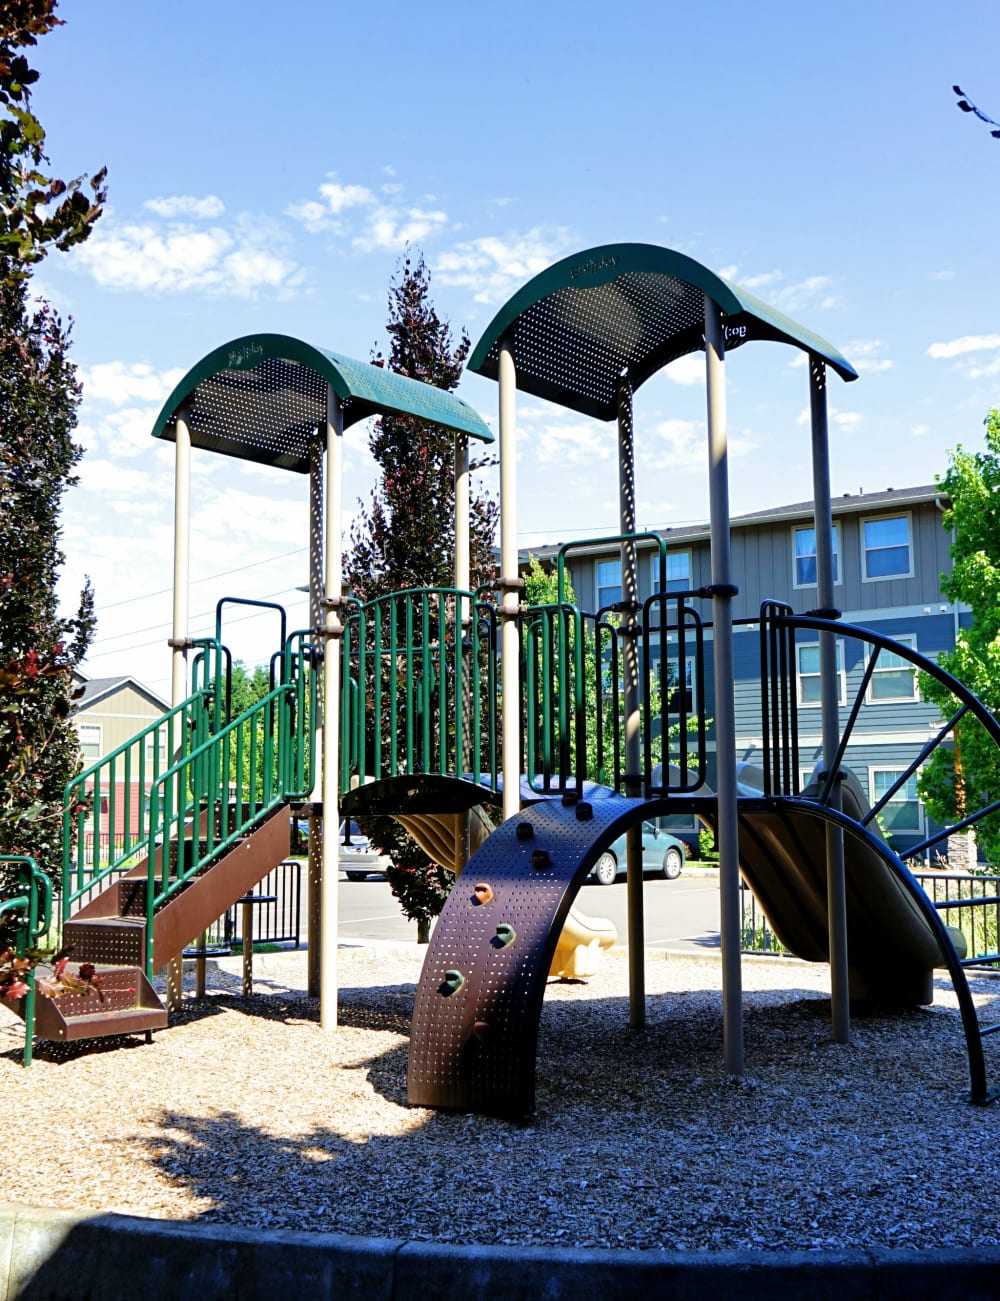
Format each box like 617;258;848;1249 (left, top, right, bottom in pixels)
142;633;317;977
0;855;51;1066
62;638;225;923
341;588;499;791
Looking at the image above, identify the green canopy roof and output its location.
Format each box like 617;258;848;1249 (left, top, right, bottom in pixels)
152;333;493;473
468;244;857;420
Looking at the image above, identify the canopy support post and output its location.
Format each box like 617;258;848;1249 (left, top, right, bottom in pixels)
320;388;344;1031
165;409;192;1015
810;356;850;1044
499;339;521;822
704;298;744;1078
307;432;324;999
617;375;645;1029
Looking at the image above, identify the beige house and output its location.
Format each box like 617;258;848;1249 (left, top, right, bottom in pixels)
71;675;170;857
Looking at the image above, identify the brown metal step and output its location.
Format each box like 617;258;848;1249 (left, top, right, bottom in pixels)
24;964;166;1043
62;916;145;967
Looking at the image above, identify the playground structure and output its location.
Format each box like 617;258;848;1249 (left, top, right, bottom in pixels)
3;244;1000;1115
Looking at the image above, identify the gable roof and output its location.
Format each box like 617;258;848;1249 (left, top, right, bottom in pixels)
73;676;171;713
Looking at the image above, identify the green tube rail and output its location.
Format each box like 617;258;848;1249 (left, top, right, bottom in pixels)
0;855;51;1067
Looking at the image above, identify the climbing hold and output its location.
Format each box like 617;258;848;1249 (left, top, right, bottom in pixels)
495;922;516;947
473;882;494;905
440;969;465;995
531;849;551;870
575;801;593;821
516;821;534;841
473;1020;490;1041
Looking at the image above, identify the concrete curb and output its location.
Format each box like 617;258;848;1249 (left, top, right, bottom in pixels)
5;1202;1000;1300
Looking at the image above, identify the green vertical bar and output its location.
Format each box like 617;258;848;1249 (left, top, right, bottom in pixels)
405;596;415;772
437;594;447;774
369;601;380;777
386;598;396;776
454;591;465;779
421;593;432;771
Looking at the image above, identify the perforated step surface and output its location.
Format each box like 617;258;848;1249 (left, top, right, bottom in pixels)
28;964;166;1043
62;916;145;967
407;793;648;1117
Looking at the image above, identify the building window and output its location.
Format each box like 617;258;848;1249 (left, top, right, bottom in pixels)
792;525;840;588
596;559;622;610
867;636;918;702
796;640;846;706
144;732;169;768
652;550;692;594
871;768;923;834
76;722;102;764
862;514;912;581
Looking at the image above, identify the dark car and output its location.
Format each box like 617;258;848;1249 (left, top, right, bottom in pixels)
588;820;686;885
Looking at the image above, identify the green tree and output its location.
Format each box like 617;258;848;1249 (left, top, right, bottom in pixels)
344;252;498;937
0;1;106;930
919;409;1000;866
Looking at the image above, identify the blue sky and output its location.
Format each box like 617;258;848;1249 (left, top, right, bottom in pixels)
28;0;1000;695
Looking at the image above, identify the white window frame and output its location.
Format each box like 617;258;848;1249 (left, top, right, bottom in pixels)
870;767;924;835
596;558;622;611
76;721;102;764
866;635;918;704
791;524;841;590
861;512;914;583
796;639;846;707
144;731;169;768
651;549;692;595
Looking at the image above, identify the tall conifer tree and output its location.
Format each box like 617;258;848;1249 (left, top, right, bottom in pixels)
0;1;106;919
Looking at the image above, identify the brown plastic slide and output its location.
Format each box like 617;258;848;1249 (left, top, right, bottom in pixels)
731;763;955;1006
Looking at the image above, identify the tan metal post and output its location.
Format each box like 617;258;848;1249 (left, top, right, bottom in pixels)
166;409;191;1014
499;340;521;822
810;357;850;1043
320;388;344;1030
704;298;744;1077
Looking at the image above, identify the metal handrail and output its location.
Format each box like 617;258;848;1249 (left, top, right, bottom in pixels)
0;855;51;1066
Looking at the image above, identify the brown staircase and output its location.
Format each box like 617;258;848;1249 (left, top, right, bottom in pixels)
30;805;291;1047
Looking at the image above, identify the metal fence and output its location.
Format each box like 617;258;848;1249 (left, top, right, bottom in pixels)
197;858;303;951
740;871;1000;969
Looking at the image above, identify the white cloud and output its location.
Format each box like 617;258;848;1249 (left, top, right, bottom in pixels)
930;270;956;281
663;354;704;386
927;333;1000;359
740;269;783;291
964;355;1000;380
645;418;704;469
354;205;449;253
434;226;575;304
77;458;159;497
285;177;377;232
911;424;929;437
79;361;185;406
797;406;861;430
845;340;894;374
72;214;304;298
144;195;225;219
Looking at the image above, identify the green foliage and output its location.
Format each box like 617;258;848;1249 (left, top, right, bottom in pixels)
698;827;718;862
0;3;105;268
0;3;103;932
918;409;1000;865
345;253;498;932
345;252;497;600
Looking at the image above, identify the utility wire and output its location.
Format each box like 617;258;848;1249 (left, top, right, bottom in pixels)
93;546;307;612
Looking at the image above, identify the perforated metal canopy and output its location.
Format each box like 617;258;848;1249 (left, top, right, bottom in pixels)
152;333;494;473
468;244;857;420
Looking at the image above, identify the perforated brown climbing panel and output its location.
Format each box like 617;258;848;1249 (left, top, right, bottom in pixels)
407;793;646;1117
